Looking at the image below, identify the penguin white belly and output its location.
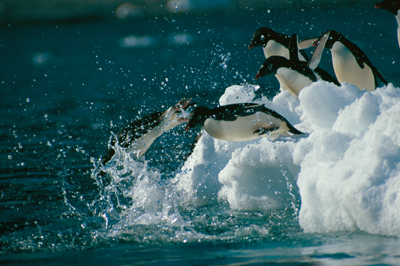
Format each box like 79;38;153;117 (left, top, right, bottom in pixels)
263;41;289;59
276;68;313;96
275;74;291;92
126;111;179;157
126;129;160;157
203;113;283;141
263;40;307;61
331;43;375;91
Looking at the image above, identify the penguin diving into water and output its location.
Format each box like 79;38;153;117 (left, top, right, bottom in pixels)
185;103;303;141
101;98;193;165
255;34;339;96
313;30;388;91
375;0;400;49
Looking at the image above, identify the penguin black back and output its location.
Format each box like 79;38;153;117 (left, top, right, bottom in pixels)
249;28;290;49
375;0;400;15
100;111;164;165
187;103;303;135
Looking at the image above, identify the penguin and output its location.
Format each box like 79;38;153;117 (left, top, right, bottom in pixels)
249;28;318;92
255;34;340;96
185;103;303;141
248;28;311;61
101;98;193;165
375;0;400;49
313;30;388;91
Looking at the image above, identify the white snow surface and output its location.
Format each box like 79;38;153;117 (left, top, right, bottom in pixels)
174;81;400;237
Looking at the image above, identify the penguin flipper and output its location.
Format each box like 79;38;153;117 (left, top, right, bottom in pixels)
344;39;388;86
298;37;318;49
373;68;389;86
309;31;329;70
254;126;280;136
369;62;389;86
354;50;388;86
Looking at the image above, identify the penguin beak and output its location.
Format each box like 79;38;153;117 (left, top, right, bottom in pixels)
375;3;382;8
185;124;190;131
248;42;254;49
255;71;262;80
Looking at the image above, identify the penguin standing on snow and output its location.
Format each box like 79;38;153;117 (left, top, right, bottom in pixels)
376;0;400;49
185;103;303;141
101;98;193;165
249;28;319;92
313;30;388;91
255;34;339;96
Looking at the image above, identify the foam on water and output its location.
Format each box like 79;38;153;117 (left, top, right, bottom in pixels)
95;151;293;245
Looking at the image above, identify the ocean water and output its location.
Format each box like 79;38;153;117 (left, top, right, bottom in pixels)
1;4;400;265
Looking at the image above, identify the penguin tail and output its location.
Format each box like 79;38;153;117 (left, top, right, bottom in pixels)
287;123;304;135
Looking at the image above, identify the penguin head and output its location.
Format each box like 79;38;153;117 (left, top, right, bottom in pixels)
164;98;195;125
185;106;210;130
255;56;286;79
375;0;400;15
249;28;280;49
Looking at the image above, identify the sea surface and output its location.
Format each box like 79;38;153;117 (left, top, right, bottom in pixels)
1;3;400;265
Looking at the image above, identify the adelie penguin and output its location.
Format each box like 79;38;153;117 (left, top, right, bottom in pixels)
313;30;388;91
248;27;312;61
255;34;339;97
101;98;193;165
249;28;319;92
185;103;303;141
376;0;400;49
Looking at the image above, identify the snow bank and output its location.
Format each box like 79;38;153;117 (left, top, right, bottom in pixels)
295;82;400;236
175;82;400;237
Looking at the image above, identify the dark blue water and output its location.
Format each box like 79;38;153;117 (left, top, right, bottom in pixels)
1;4;400;265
